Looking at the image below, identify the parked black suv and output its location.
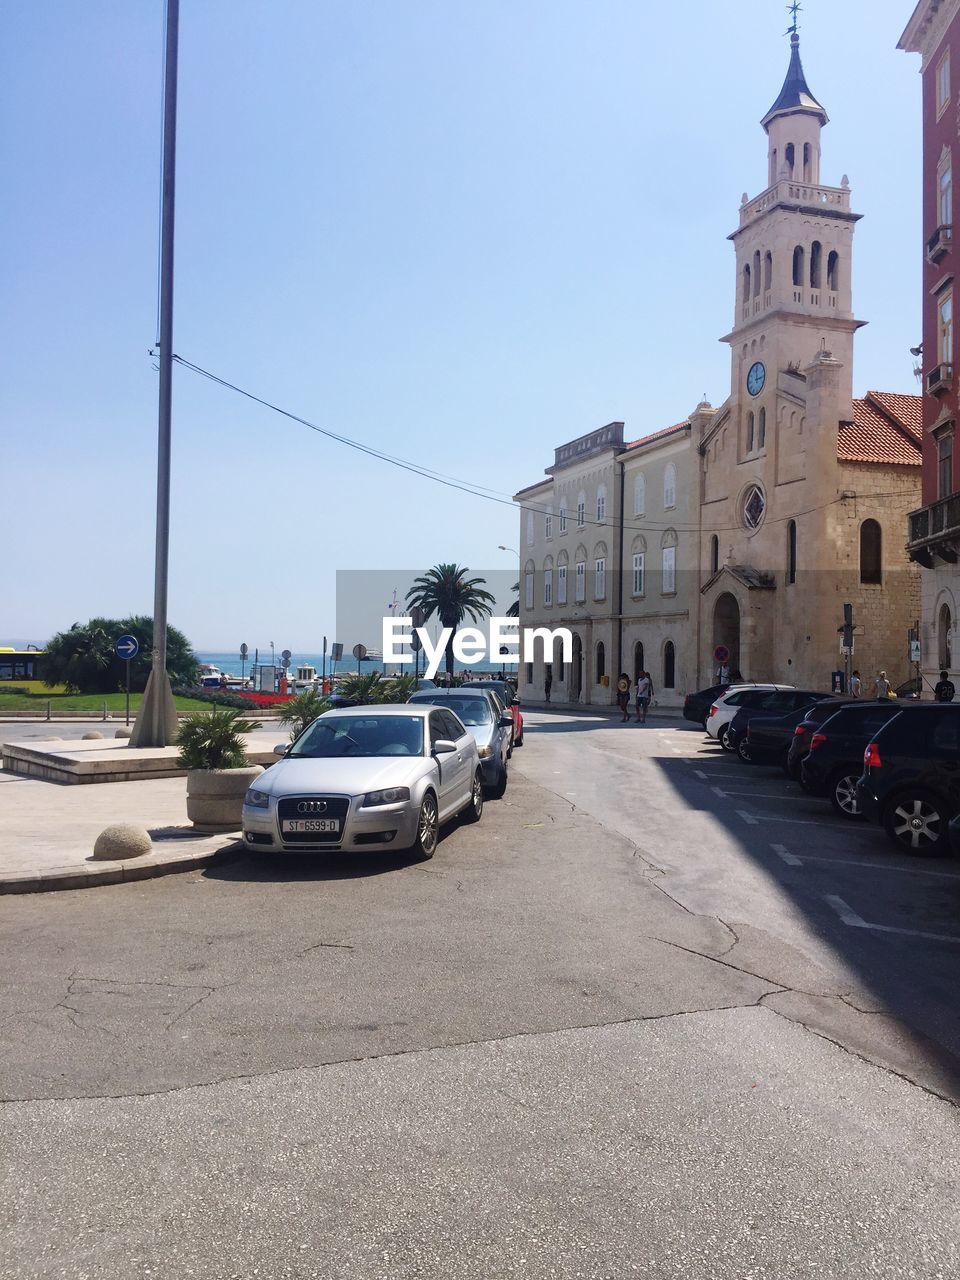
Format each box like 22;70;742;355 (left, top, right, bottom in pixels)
683;684;730;728
801;701;903;818
785;696;855;780
858;704;960;854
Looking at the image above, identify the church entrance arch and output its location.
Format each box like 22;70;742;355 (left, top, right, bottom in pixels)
713;593;742;678
571;633;583;702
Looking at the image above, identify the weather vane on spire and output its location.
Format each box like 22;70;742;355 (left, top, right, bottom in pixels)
787;1;802;36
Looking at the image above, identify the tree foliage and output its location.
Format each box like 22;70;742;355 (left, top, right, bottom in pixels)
278;688;330;741
43;617;200;694
405;564;496;677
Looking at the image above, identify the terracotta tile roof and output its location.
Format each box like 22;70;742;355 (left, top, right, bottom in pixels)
839;391;922;466
622;420;690;451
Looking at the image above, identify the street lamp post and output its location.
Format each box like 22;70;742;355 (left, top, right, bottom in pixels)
130;0;180;748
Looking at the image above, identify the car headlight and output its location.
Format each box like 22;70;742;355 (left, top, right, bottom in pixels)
362;787;411;807
245;789;270;809
477;745;493;758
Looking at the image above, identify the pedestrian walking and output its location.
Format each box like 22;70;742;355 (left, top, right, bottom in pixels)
544;669;553;703
616;673;631;722
935;669;956;703
635;670;654;724
850;670;862;698
874;670;891;699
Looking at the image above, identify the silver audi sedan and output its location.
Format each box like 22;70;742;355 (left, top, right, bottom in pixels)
242;704;483;859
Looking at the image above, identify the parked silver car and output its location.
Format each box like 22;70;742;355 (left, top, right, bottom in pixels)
407;688;512;797
242;705;483;859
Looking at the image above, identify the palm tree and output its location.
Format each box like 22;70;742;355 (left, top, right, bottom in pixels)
406;564;496;679
337;671;386;703
278;688;329;740
507;580;520;619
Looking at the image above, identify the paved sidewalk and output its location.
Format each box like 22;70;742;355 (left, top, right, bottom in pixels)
0;771;243;894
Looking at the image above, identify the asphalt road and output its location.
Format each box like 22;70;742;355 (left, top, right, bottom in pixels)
1;711;958;1279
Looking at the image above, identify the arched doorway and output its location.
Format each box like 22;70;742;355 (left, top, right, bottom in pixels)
939;604;953;670
713;592;741;677
571;634;583;702
633;641;645;682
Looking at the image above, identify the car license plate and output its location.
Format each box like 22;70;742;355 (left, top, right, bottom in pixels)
281;819;341;834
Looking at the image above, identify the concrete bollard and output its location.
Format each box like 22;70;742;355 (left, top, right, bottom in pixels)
114;727;132;739
46;700;51;721
102;702;108;721
81;731;104;740
92;824;152;861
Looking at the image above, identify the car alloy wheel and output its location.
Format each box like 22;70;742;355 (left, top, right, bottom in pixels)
719;726;735;752
830;772;862;819
883;791;949;855
464;771;484;823
491;764;508;799
736;738;753;763
412;792;439;859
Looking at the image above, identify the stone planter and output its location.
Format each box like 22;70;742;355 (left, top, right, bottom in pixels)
186;765;264;832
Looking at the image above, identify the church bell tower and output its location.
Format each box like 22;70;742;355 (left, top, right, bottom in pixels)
722;23;865;462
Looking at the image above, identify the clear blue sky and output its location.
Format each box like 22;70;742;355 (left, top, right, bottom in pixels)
2;1;921;652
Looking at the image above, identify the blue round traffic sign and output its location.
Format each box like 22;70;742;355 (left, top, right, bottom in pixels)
116;634;140;660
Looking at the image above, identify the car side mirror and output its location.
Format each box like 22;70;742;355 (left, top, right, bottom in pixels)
500;714;514;728
273;743;289;757
511;697;520;707
432;739;457;755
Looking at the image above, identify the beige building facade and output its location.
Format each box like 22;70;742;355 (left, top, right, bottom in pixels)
514;32;922;704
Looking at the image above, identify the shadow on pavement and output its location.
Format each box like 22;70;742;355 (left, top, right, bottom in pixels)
653;745;960;1100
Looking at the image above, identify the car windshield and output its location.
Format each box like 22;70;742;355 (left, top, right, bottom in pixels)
414;696;493;726
290;715;424;758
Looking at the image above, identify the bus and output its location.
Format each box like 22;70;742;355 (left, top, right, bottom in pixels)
0;648;65;695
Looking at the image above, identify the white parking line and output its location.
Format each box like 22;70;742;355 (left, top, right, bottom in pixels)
825;895;960;944
736;809;759;826
771;843;802;866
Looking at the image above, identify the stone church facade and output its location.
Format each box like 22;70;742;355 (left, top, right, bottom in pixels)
514;32;921;703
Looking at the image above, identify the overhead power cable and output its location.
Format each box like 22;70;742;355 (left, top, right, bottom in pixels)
170;354;918;538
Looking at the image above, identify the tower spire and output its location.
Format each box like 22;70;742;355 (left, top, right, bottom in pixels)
762;10;828;131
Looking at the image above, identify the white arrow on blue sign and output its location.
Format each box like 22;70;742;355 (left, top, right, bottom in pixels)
116;634;140;660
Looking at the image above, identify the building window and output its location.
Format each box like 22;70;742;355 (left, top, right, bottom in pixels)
575;560;586;602
662;546;676;594
746;411;755;452
792;245;804;287
743;264;751;302
710;534;719;574
938;431;954;499
594;558;606;600
632;552;645;596
764;251;773;291
939;291;953;365
559;502;567;534
576;494;586;527
803;142;812;182
938;50;951;118
810;240;822;289
663;640;676;690
634;473;645;516
940;158;953;227
787;520;797;584
859;519;882;585
758;407;766;449
544;570;553;607
753;250;761;297
785;142;795;176
633;642;645;682
545;510;552;540
742;484;766;530
827;250;839;292
596;486;606;524
526;663;534;686
524;572;535;610
557;564;567;605
596;642;606;684
663;463;677;509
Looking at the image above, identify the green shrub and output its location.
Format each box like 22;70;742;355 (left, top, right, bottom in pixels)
278;688;329;740
176;707;262;771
